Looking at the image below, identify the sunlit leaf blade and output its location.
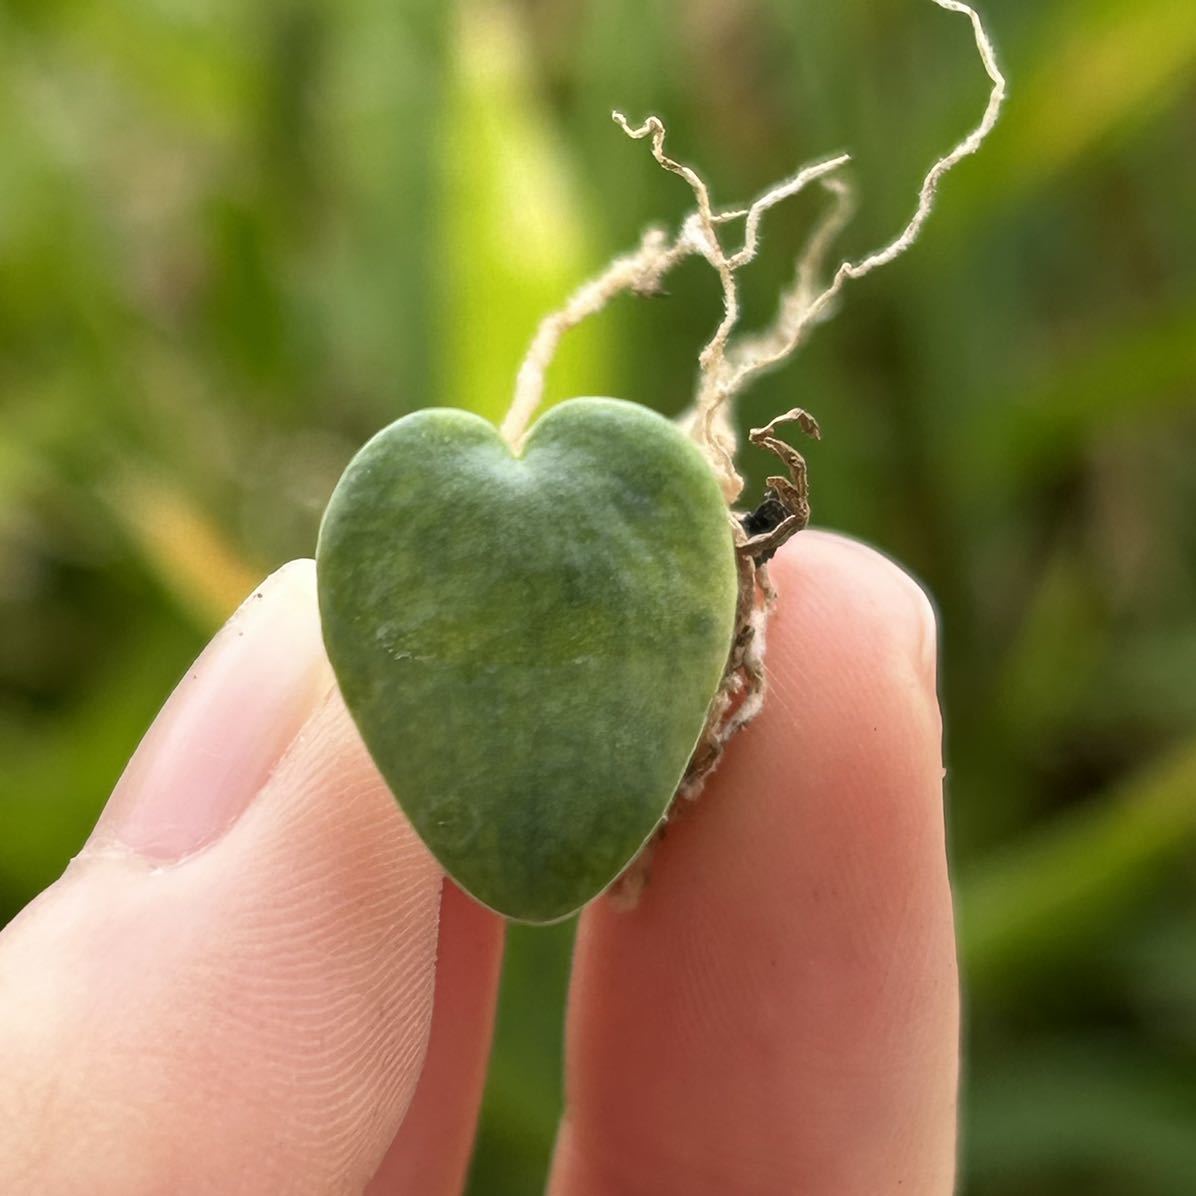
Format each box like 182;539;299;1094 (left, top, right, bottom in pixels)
441;0;603;425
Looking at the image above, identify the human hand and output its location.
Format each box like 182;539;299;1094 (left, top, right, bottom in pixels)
0;531;956;1195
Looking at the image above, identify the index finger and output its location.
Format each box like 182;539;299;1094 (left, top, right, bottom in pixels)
549;530;958;1196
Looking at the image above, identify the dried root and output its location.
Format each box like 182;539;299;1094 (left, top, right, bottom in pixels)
505;3;1007;907
506;1;1005;493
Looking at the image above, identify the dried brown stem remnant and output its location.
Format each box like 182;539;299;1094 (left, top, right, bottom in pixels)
678;411;821;796
739;410;823;564
608;413;818;911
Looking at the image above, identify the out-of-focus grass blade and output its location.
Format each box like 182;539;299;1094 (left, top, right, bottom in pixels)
958;301;1196;494
960;0;1196;211
24;0;253;136
109;474;262;629
958;738;1196;997
1094;629;1196;735
965;1040;1196;1193
1118;906;1196;1034
467;920;574;1196
441;0;603;426
0;617;194;918
988;543;1107;750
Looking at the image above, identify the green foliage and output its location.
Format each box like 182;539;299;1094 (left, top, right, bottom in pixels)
1;0;1193;1190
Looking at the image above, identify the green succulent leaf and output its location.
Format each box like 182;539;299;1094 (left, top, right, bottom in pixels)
317;397;738;922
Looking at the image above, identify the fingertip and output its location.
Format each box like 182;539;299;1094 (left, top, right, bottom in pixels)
368;883;505;1195
553;530;957;1196
609;528;946;927
771;528;939;708
0;569;448;1194
89;555;332;863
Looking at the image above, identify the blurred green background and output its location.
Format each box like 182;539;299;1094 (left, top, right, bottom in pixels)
2;0;1194;1191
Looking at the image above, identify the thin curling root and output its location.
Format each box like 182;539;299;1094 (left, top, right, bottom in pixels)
504;0;1006;503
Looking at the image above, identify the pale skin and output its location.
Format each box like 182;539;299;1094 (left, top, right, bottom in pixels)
0;530;958;1195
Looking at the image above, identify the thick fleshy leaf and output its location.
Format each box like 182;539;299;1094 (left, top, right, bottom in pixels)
317;397;737;922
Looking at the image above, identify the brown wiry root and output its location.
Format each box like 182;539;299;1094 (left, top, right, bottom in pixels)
678;410;819;797
739;409;822;564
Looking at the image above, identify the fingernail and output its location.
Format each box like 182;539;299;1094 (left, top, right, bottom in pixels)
876;551;939;696
903;573;939;696
88;560;334;862
803;528;939;693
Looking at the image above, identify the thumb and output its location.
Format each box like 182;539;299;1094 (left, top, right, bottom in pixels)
0;561;444;1195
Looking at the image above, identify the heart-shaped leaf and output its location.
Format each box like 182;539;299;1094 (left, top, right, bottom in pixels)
316;397;737;922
